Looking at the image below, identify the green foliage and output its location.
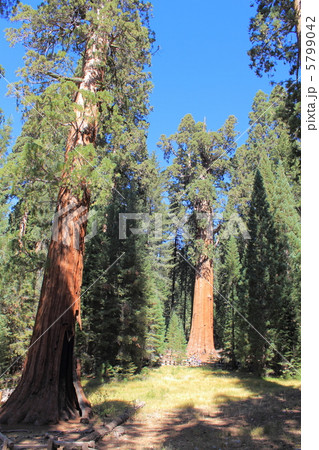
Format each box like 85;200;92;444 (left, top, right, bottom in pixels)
3;0;153;200
0;0;17;18
0;196;53;371
248;0;300;78
238;170;280;376
0;313;10;373
248;1;301;140
159;114;237;266
77;152;169;375
165;311;187;357
0;1;301;383
260;157;301;374
228;86;300;218
144;295;166;364
215;236;242;368
234;166;300;377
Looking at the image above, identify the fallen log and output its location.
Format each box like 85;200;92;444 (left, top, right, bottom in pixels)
13;446;48;449
0;431;95;449
83;401;145;443
0;431;14;449
47;438;95;449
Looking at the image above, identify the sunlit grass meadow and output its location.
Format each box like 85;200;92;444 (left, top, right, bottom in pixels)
83;365;300;418
82;366;300;448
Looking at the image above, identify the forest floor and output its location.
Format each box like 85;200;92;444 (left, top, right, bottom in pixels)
0;366;301;449
86;365;301;449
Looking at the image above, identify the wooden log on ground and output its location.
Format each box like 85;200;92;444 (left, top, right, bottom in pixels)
0;431;95;449
83;401;145;443
47;438;95;449
0;431;14;449
14;446;48;449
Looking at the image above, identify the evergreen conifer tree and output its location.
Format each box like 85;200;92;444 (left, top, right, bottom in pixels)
159;114;237;360
216;236;242;368
240;169;280;376
229;86;300;219
78;153;169;375
165;311;187;361
248;0;301;141
259;156;301;374
0;0;153;424
248;0;300;79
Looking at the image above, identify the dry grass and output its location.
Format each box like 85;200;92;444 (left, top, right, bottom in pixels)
84;365;299;416
83;366;301;449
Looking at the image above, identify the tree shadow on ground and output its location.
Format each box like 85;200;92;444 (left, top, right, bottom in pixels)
159;372;300;450
97;369;300;449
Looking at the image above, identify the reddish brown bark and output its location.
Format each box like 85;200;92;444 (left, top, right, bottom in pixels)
0;19;108;425
0;188;92;425
187;204;216;361
187;254;215;361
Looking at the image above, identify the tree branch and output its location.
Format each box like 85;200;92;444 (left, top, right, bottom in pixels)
46;71;84;84
213;222;222;234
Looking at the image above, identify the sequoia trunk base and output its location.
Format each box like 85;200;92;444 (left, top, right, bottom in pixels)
187;257;215;362
0;188;91;425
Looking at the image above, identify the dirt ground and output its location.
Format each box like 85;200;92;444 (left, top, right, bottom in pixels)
0;386;300;449
100;389;301;449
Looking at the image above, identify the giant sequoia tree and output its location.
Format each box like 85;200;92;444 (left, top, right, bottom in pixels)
159;114;237;360
0;0;153;425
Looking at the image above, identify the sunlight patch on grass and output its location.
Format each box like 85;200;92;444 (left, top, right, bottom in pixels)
264;377;301;389
84;366;275;417
251;426;264;438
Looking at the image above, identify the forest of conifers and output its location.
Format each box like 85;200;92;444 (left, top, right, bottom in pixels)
0;0;300;425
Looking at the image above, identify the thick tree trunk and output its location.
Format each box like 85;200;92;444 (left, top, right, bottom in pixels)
0;17;108;425
0;187;90;425
186;254;215;361
187;203;216;361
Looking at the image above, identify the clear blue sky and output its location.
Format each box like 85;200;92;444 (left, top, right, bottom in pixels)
0;0;290;165
148;0;290;166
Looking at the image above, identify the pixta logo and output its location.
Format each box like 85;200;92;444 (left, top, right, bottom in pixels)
118;212;250;240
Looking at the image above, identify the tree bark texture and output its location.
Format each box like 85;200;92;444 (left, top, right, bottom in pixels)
294;0;301;71
186;254;215;361
294;0;301;50
0;21;108;425
187;202;216;360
